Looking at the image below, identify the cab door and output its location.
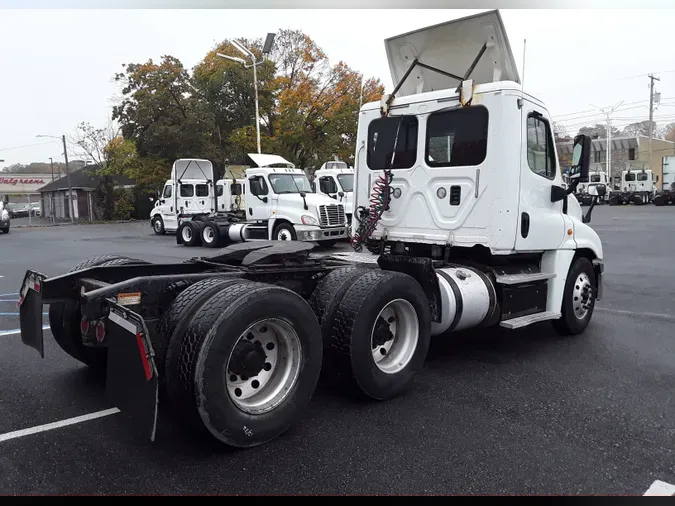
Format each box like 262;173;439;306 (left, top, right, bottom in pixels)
514;106;567;252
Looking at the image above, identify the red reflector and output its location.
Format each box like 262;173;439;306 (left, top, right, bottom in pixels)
135;333;152;381
95;322;105;343
80;320;90;334
16;297;24;308
33;282;40;291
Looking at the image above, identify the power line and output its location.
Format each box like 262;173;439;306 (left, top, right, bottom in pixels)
0;141;55;152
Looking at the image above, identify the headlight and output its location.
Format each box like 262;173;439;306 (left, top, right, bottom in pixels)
301;215;319;226
1;210;8;220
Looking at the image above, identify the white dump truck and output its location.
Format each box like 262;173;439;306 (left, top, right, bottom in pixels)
150;154;349;248
15;10;604;450
608;168;657;205
313;161;355;223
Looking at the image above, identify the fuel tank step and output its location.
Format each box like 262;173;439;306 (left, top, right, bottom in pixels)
499;311;561;329
494;272;556;285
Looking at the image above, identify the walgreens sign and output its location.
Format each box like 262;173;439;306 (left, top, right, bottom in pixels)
0;174;49;194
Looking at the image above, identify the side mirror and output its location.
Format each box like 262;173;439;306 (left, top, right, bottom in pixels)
338;191;345;198
249;177;261;195
262;196;268;203
588;184;606;197
311;182;316;192
568;134;591;183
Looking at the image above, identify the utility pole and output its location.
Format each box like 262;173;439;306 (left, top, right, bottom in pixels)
49;157;54;182
591;101;623;187
648;73;660;173
62;134;74;223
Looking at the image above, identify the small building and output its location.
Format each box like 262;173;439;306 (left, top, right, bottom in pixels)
557;135;675;190
0;173;64;205
37;167;135;222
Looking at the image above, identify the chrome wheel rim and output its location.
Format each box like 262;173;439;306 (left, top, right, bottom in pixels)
572;272;593;320
225;318;302;415
203;226;215;243
277;229;292;241
370;299;419;374
182;226;192;242
153;219;162;232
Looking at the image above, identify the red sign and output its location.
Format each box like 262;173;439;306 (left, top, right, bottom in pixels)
0;177;46;185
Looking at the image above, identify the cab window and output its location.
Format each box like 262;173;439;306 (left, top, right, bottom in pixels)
526;113;557;180
367;116;418;170
425;106;489;167
637;172;648;181
216;185;224;197
195;184;209;197
180;184;194;197
163;185;172;198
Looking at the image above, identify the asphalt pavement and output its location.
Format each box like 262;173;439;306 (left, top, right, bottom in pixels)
0;207;674;495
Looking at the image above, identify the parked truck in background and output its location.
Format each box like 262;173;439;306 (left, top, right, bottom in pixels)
576;171;609;206
14;10;604;451
151;154;349;248
608;168;657;205
313;161;355;225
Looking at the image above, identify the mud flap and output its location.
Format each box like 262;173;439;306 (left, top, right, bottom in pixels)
106;303;159;442
18;270;47;358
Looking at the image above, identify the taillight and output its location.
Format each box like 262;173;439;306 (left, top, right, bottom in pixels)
80;319;90;334
95;321;106;343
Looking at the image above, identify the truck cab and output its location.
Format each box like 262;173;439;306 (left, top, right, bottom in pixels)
577;172;609;206
608;168;657;205
150;159;215;234
313;161;355;222
351;9;603;327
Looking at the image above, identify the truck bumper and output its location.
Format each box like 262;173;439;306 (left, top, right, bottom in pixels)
17;270;160;441
295;225;348;242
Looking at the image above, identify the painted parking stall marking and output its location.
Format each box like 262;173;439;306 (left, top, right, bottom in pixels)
644;480;675;496
0;325;49;337
0;408;121;443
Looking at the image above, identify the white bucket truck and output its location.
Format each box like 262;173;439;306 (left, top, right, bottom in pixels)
17;10;605;451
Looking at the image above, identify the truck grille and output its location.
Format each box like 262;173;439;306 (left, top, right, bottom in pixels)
318;204;345;227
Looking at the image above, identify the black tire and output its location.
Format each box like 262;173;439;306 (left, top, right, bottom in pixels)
653;195;665;206
48;255;149;368
608;196;618;206
192;215;208;222
152;216;165;235
308;266;374;377
323;269;432;401
168;281;323;448
552;256;597;336
272;222;296;241
179;221;202;247
201;222;220;248
160;277;251;400
318;240;337;248
1;226;8;234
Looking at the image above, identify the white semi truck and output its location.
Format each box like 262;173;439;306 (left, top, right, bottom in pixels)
150;154;349;248
608;168;657;205
577;171;609;206
15;10;604;450
313;161;355;223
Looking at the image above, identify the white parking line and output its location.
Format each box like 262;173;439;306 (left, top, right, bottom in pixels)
0;300;18;302
595;307;675;322
0;325;49;337
644;480;675;496
0;293;18;297
0;408;121;443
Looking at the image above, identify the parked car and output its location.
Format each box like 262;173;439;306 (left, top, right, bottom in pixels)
30;202;41;217
7;203;30;218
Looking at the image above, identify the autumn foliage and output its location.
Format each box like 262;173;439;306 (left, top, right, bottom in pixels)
107;28;385;190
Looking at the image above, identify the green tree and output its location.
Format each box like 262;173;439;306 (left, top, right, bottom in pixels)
112;55;216;162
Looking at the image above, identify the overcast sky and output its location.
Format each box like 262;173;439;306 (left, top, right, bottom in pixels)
1;8;675;166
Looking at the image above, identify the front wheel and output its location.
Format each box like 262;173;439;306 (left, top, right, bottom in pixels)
273;222;296;241
152;216;165;235
552;256;597;336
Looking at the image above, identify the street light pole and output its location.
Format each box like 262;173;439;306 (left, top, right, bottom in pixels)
217;33;275;155
591;101;623;188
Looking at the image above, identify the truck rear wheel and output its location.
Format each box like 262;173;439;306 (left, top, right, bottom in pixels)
161;277;251;397
179;221;202;247
552;256;597;336
321;270;431;401
201;222;220;248
168;281;323;448
48;255;149;369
